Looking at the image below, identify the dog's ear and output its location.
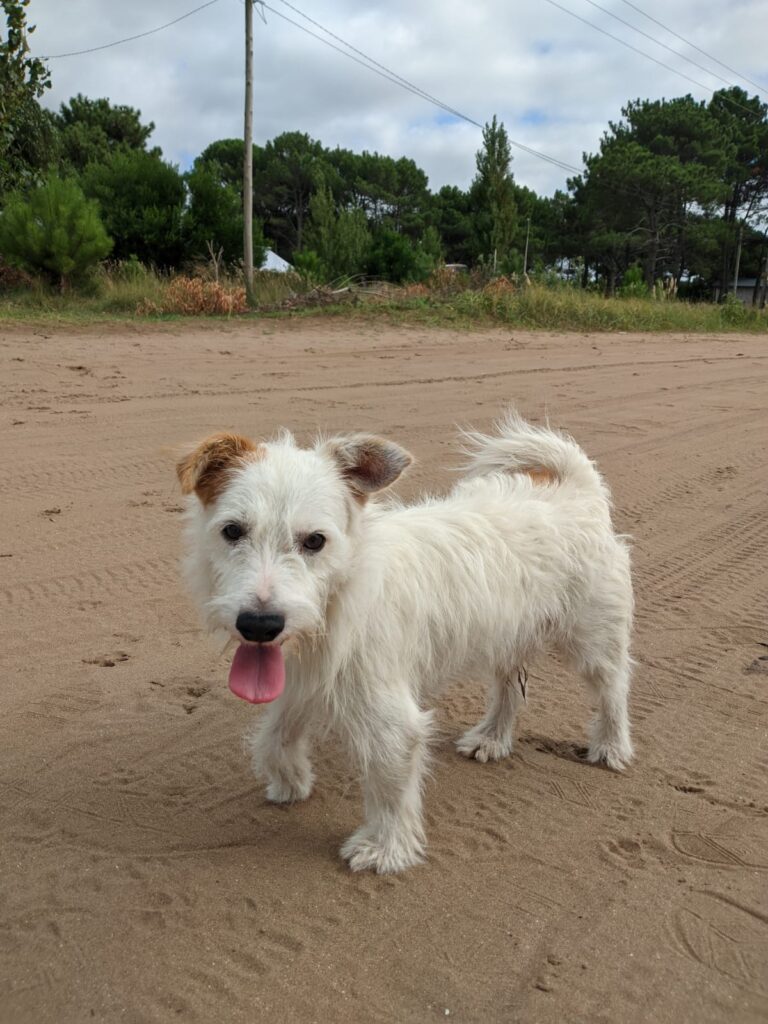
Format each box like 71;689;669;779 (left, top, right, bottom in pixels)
321;434;413;497
177;432;259;504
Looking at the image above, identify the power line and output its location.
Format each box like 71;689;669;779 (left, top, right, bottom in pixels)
274;0;477;125
264;1;581;175
579;0;743;91
36;0;580;176
41;0;222;59
542;0;761;120
265;5;481;127
615;0;767;94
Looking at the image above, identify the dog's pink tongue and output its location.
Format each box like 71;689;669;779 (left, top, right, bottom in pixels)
228;644;285;703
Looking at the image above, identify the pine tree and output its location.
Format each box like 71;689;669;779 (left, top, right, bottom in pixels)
472;116;518;269
0;173;112;288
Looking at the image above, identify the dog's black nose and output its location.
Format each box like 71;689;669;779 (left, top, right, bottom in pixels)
236;612;285;643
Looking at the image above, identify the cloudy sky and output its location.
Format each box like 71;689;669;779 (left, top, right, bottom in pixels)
29;0;767;196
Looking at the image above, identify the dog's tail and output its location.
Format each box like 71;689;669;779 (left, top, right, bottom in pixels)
460;411;606;496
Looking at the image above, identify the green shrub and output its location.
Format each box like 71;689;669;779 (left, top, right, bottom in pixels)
618;265;649;299
0;174;112;289
367;230;431;283
81;150;185;267
183;159;266;267
303;186;372;281
292;249;323;282
719;292;749;326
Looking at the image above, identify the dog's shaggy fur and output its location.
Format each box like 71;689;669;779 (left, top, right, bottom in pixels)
178;413;633;873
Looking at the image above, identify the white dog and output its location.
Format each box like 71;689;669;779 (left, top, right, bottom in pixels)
177;412;633;874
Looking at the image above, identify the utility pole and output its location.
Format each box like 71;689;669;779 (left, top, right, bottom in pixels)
243;0;255;306
523;216;531;276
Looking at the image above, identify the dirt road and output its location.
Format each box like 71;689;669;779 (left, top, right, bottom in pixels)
1;319;766;1023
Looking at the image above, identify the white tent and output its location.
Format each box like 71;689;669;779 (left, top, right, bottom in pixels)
261;249;293;273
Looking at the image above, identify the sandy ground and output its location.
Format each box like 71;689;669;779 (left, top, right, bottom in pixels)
1;319;767;1024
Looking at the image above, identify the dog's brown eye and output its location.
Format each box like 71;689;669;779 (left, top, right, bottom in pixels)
302;532;326;553
222;523;244;542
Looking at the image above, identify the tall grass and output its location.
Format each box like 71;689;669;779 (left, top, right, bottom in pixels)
336;279;766;332
0;262;765;332
0;261;308;320
450;282;766;332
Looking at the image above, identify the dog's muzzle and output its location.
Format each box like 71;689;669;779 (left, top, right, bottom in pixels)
236;611;285;643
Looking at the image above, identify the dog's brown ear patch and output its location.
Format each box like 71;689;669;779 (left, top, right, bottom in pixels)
521;466;559;486
322;434;413;497
177;433;260;504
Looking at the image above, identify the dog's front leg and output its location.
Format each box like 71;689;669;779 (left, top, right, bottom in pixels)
340;693;433;874
247;693;316;804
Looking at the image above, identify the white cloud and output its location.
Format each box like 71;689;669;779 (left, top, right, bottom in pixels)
29;0;767;196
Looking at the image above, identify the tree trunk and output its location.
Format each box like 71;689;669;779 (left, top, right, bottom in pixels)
644;207;659;289
732;222;743;294
718;195;737;301
754;243;768;308
644;235;658;289
605;266;616;298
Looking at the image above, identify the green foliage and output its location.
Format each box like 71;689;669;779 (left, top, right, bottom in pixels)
292;249;324;282
54;94;156;172
184;157;265;267
253;131;329;255
248;136;432;261
719;292;750;325
709;88;768;225
707;87;768;294
0;1;49;103
0;173;112;287
197;139;246;195
340;150;430;237
0;261;765;331
303;184;335;265
432;185;474;264
331;209;372;279
0;0;54;193
419;224;444;266
2;78;765;304
472;115;518;266
81;150;185;267
304;184;371;280
448;284;765;332
512;185;569;272
567;92;767;294
618;265;649;299
367;229;432;283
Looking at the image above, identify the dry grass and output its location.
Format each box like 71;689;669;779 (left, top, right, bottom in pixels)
0;262;765;332
337;277;767;333
137;277;248;316
0;262;308;320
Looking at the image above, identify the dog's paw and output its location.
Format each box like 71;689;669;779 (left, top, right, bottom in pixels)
456;728;514;763
587;739;633;772
265;771;314;804
340;828;424;874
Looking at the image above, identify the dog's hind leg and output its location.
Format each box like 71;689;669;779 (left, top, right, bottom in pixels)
581;651;633;771
247;693;316;803
340;692;433;874
566;619;633;771
456;669;526;763
573;546;634;770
